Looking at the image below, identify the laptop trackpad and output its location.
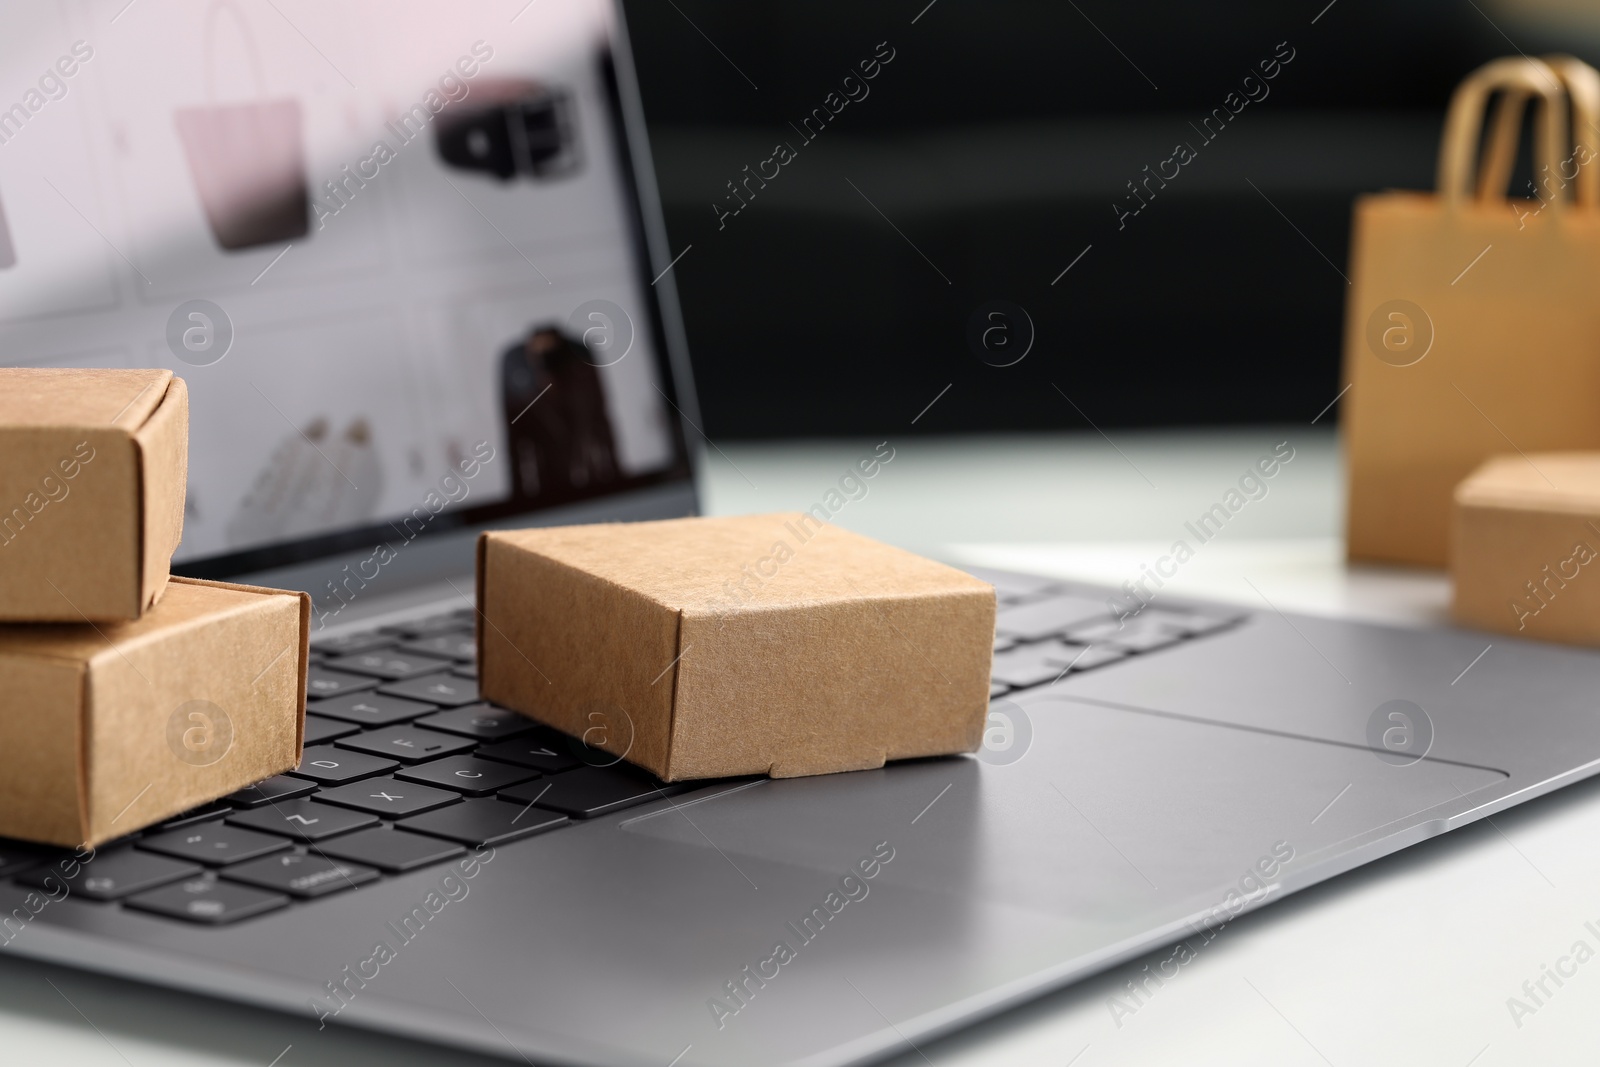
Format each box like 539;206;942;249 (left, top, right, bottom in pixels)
622;696;1508;919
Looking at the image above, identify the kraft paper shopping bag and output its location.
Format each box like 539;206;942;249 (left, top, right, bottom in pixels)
1342;56;1600;567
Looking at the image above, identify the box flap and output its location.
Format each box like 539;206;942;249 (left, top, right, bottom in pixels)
133;376;189;612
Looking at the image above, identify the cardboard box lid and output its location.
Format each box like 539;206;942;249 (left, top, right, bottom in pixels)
0;368;172;430
488;512;990;614
1456;454;1600;514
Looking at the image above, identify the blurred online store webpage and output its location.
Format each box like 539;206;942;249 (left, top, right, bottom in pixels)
0;0;676;560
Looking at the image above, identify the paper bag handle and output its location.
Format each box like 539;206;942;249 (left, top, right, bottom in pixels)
202;0;269;103
1438;57;1568;214
1475;55;1600;209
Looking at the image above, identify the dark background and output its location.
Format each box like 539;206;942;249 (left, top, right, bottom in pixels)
621;0;1600;438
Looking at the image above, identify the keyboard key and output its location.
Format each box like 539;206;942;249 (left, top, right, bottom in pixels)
414;704;536;741
308;692;438;727
287;746;399;785
223;853;380;899
310;631;396;657
1063;615;1156;642
451;664;479;680
989;643;1074;688
379;673;479;707
989;682;1009;698
476;734;581;774
20;847;200;901
226;775;317;808
138;824;291;866
499;766;686;819
1043;643;1131;672
396;756;538;797
154;801;233;831
399;797;567;846
125;877;289;924
394;614;473;638
317;827;466;873
227;800;380;842
316;776;461;818
993;635;1017;654
1063;614;1186;652
304;714;360;745
336;726;476;764
324;650;454;681
397;633;476;661
1160;609;1245;636
1101;629;1185;654
994;596;1113;642
306;666;380;699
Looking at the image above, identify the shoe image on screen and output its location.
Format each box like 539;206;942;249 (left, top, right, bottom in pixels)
501;325;619;500
174;0;309;250
226;417;384;547
434;79;579;182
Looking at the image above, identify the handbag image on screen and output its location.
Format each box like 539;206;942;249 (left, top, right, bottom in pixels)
1342;55;1600;566
435;79;579;181
174;0;308;251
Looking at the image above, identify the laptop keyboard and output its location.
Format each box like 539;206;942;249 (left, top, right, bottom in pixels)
1;588;1243;926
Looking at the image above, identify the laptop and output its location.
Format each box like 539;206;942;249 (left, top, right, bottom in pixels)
4;3;1600;1065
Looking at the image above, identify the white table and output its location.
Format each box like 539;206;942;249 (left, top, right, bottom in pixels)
3;428;1591;1066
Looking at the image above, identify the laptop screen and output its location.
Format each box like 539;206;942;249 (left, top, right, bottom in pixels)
0;0;691;575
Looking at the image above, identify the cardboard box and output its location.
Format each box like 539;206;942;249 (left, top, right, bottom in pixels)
1452;454;1600;645
0;576;309;847
477;514;996;781
0;368;189;622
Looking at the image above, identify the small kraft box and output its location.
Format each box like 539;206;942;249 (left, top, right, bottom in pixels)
0;576;309;847
1453;454;1600;645
478;514;997;780
0;367;188;622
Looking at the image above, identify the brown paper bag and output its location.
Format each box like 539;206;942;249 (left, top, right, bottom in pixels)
1342;56;1600;567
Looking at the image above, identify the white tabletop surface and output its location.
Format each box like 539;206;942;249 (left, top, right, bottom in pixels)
4;426;1594;1066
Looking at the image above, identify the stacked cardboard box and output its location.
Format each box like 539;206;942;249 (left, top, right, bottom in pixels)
0;369;309;847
